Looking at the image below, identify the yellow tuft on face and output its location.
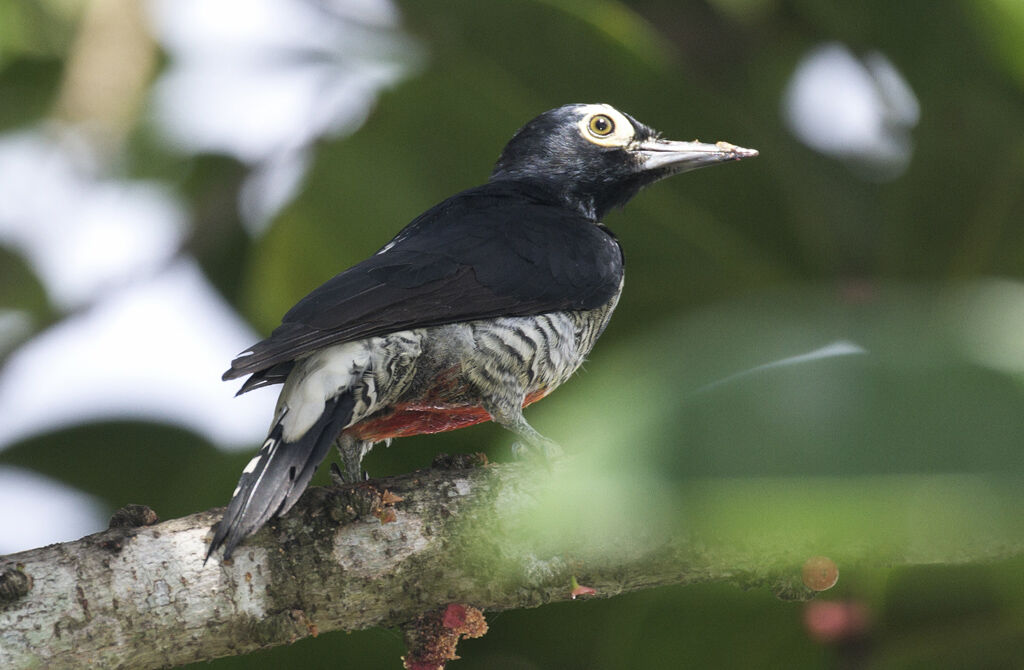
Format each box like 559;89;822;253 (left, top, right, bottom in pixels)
576;104;636;148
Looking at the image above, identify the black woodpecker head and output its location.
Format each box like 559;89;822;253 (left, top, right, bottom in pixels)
490;103;757;220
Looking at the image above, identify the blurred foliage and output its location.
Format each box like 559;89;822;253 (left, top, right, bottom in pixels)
1;0;1023;668
0;58;63;130
0;421;252;519
0;246;50;322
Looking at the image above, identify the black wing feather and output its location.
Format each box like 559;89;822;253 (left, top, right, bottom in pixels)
225;181;623;383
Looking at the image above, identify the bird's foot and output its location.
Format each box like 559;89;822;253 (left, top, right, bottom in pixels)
330;461;368;486
510;441;528;460
510;437;563;466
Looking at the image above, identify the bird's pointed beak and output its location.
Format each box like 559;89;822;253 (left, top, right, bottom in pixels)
632;138;758;174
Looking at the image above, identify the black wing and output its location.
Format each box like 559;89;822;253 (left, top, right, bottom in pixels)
225;181;624;385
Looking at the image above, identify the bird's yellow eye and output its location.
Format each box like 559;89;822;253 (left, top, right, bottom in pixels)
588;114;615;137
576;105;634;147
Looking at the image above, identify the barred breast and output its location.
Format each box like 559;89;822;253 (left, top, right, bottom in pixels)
466;293;621;398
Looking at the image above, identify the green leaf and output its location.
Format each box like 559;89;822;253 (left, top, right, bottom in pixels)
0;58;63;130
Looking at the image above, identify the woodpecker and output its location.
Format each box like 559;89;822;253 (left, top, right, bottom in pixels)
208;103;757;559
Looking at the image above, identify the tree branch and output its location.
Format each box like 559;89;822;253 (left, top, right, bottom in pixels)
1;457;1022;669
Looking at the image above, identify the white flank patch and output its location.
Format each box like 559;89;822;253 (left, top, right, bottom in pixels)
279;340;371;441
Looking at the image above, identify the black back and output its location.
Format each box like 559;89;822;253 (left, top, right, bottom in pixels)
225;180;624;382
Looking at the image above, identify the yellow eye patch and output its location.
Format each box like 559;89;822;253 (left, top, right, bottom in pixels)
576;105;635;147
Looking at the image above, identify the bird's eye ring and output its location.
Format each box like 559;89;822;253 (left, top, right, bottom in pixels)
588;114;615;137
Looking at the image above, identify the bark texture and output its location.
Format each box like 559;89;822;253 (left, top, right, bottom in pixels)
1;458;1021;669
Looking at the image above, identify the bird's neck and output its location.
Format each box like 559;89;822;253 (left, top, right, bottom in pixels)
487;176;606;222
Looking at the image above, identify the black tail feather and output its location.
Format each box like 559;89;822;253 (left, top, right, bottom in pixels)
233;361;296;396
206;394;355;561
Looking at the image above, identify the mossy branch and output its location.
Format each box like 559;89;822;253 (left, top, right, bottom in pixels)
1;457;1021;669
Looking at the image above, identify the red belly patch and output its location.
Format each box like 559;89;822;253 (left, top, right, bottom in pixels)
348;387;550;442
